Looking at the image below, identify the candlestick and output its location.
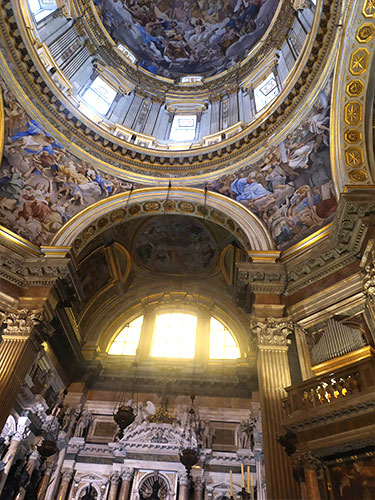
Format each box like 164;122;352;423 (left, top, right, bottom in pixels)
230;470;233;498
247;466;250;493
250;473;253;500
241;463;245;488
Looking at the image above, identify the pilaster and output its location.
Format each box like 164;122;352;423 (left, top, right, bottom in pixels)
0;312;53;430
251;318;299;499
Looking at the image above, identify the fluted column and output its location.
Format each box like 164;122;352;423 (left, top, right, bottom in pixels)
301;453;321;500
108;471;120;500
193;477;204;500
15;450;40;500
118;468;134;500
251;318;299;500
56;470;73;500
178;472;189;500
0;311;51;431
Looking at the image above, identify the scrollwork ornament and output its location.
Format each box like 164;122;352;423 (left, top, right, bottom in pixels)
250;318;293;347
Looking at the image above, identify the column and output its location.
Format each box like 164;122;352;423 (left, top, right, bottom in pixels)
108;471;120;500
56;470;73;500
251;318;299;500
37;459;55;500
178;472;189;500
118;467;134;500
0;311;51;431
193;477;204;500
44;439;68;500
301;453;321;500
15;450;40;500
0;416;30;494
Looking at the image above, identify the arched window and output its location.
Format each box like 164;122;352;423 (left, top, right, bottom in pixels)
209;317;240;359
151;313;197;358
108;315;143;355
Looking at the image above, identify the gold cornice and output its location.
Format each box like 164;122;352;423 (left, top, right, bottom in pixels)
279;224;332;263
0;225;41;257
312;345;374;376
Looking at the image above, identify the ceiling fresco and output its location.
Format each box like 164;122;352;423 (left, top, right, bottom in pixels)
0;80;141;245
206;79;337;249
0;77;336;251
134;215;218;274
94;0;280;78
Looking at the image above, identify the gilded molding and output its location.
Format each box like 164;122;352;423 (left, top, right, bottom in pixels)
331;0;375;192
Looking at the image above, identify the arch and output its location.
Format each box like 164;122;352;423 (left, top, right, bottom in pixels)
51;187;274;253
80;286;251;360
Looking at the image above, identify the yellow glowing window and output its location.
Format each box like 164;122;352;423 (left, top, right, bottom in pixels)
108;316;143;355
151;313;197;358
209;318;240;359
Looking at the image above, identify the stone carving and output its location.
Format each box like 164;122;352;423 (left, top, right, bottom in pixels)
74;410;92;438
236;409;257;450
361;240;375;301
121;467;134;481
250;318;293;347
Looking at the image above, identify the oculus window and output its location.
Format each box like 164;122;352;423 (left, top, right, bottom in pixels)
254;73;279;113
151;313;197;358
169;115;197;142
82;76;117;115
209;318;240;359
28;0;57;22
108;315;143;355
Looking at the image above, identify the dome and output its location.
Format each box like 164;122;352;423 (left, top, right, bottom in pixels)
95;0;280;78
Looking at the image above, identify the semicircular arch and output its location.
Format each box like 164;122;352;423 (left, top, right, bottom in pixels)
51;187;275;255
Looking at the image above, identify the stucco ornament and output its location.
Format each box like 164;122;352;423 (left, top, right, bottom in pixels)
250;318;293;347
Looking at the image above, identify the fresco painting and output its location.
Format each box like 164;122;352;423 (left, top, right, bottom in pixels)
94;0;280;77
207;82;336;249
0;79;336;250
328;455;375;499
0;82;137;245
134;215;218;274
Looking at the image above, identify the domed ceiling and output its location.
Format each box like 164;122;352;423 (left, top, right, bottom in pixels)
95;0;280;77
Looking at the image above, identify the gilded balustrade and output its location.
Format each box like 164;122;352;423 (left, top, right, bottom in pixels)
282;353;375;417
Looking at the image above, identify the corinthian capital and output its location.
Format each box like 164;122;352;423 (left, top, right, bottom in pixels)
2;310;53;345
250;318;293;348
121;467;134;481
3;310;43;337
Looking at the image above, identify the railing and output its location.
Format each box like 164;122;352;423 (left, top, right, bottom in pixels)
282;354;375;417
